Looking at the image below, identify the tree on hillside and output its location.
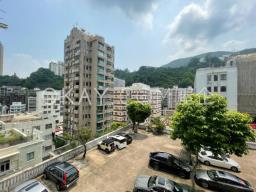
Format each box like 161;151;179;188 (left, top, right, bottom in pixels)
24;68;63;89
127;100;151;133
171;94;255;189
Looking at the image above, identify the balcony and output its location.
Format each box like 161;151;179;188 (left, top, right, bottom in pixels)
97;69;105;75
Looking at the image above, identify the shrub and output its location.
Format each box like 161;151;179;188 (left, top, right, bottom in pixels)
150;117;165;135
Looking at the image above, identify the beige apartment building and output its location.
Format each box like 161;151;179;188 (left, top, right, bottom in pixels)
167;86;193;110
64;27;114;134
113;87;130;122
150;88;162;117
113;83;162;123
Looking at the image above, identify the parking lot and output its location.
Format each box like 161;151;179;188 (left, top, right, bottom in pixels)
40;131;256;192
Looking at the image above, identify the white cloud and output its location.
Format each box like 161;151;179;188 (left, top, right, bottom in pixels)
4;53;50;78
167;0;256;51
89;0;158;29
222;40;247;51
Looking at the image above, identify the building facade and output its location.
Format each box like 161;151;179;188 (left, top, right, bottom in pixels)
49;61;64;76
113;87;130;122
150;88;162;117
0;86;37;112
0;113;60;160
64;27;114;134
195;65;237;110
27;97;36;113
36;89;63;120
166;86;194;110
10;102;26;114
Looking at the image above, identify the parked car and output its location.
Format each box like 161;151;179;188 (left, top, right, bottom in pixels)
133;175;190;192
198;149;240;172
43;161;79;191
117;132;133;144
14;179;49;192
195;169;254;192
109;135;127;149
97;137;116;153
149;152;191;179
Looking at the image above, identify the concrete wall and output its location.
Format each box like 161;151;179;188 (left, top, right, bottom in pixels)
237;58;256;114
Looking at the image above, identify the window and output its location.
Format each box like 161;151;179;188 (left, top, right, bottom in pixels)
214;75;218;81
214;86;218;92
32;126;40;130
220;74;227;80
207;75;211;82
207;87;211;92
45;123;52;129
27;152;35;161
220;86;226;92
0;160;10;173
44;145;52;151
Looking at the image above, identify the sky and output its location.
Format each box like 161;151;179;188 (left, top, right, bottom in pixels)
0;0;256;77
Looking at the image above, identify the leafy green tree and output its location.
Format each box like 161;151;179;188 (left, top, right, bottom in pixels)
171;94;254;189
64;127;92;159
127;100;151;133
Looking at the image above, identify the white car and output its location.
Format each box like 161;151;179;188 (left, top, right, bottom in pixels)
198;150;240;172
109;135;127;149
14;179;50;192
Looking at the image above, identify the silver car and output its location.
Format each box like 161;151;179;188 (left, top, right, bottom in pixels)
14;179;50;192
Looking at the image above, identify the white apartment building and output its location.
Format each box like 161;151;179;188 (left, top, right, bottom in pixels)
195;53;256;114
194;62;237;111
64;27;114;134
36;89;63;121
0;138;43;177
113;87;130;122
1;113;59;159
49;61;64;76
10;102;26;114
167;86;194;110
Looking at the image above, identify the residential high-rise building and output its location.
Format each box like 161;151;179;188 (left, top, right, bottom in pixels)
195;53;256;114
0;41;3;76
114;77;125;87
49;61;64;76
130;83;151;104
27;97;36;113
64;27;114;134
167;86;193;110
150;88;162;117
113;87;130;122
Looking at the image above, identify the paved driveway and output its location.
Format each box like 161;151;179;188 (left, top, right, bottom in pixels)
40;131;256;192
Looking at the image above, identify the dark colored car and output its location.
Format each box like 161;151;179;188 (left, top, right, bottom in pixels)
149;152;191;179
44;161;79;191
117;132;133;144
133;175;191;192
97;137;116;153
195;169;254;192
